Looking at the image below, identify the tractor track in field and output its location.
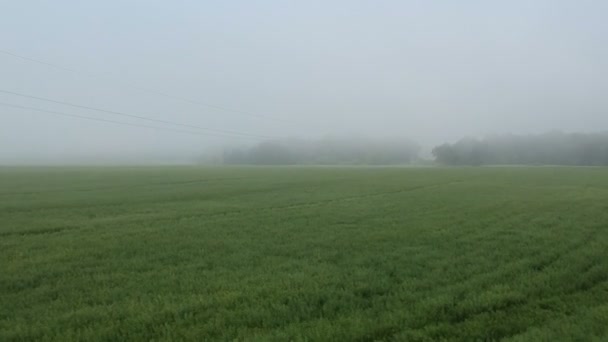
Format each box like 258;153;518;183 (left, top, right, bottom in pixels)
88;178;470;228
0;225;80;237
265;179;468;211
352;225;608;342
163;179;466;222
0;176;258;196
1;178;469;236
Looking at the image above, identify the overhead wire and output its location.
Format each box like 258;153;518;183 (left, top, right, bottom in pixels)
0;89;274;139
0;49;316;127
0;102;263;140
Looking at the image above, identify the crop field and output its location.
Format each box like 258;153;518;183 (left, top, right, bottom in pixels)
1;166;608;341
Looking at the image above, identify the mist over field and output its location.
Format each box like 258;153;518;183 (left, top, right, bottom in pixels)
2;1;608;165
3;3;608;340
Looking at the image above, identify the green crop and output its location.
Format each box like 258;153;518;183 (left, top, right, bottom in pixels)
1;166;607;341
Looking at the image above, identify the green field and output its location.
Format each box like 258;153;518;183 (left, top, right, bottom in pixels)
1;166;608;341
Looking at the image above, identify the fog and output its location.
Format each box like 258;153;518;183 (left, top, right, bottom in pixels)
1;1;607;165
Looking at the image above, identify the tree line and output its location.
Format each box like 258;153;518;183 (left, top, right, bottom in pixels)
432;132;608;166
222;137;421;165
214;132;608;166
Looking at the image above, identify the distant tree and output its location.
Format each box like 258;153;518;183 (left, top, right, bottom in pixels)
250;141;294;165
432;144;458;165
433;132;608;166
221;137;421;165
223;148;249;164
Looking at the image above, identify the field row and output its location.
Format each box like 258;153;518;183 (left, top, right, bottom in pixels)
2;167;608;340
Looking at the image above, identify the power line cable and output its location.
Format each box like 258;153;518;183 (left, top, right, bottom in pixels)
0;49;80;74
0;49;316;127
0;89;274;139
0;102;262;140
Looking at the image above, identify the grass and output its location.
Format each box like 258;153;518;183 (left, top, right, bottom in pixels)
1;166;608;341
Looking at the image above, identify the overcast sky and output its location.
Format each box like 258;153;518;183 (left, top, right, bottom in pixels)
1;0;607;163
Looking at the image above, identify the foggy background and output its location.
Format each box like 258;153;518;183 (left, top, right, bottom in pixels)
1;1;607;165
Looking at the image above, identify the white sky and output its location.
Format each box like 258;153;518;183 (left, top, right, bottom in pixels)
1;0;607;163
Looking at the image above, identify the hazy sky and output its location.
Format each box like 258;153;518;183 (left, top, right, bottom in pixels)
1;1;607;163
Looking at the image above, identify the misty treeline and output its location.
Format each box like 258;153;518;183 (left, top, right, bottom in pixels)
433;132;608;166
212;132;608;166
222;137;421;165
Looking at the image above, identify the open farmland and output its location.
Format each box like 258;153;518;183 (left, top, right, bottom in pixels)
1;166;608;341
